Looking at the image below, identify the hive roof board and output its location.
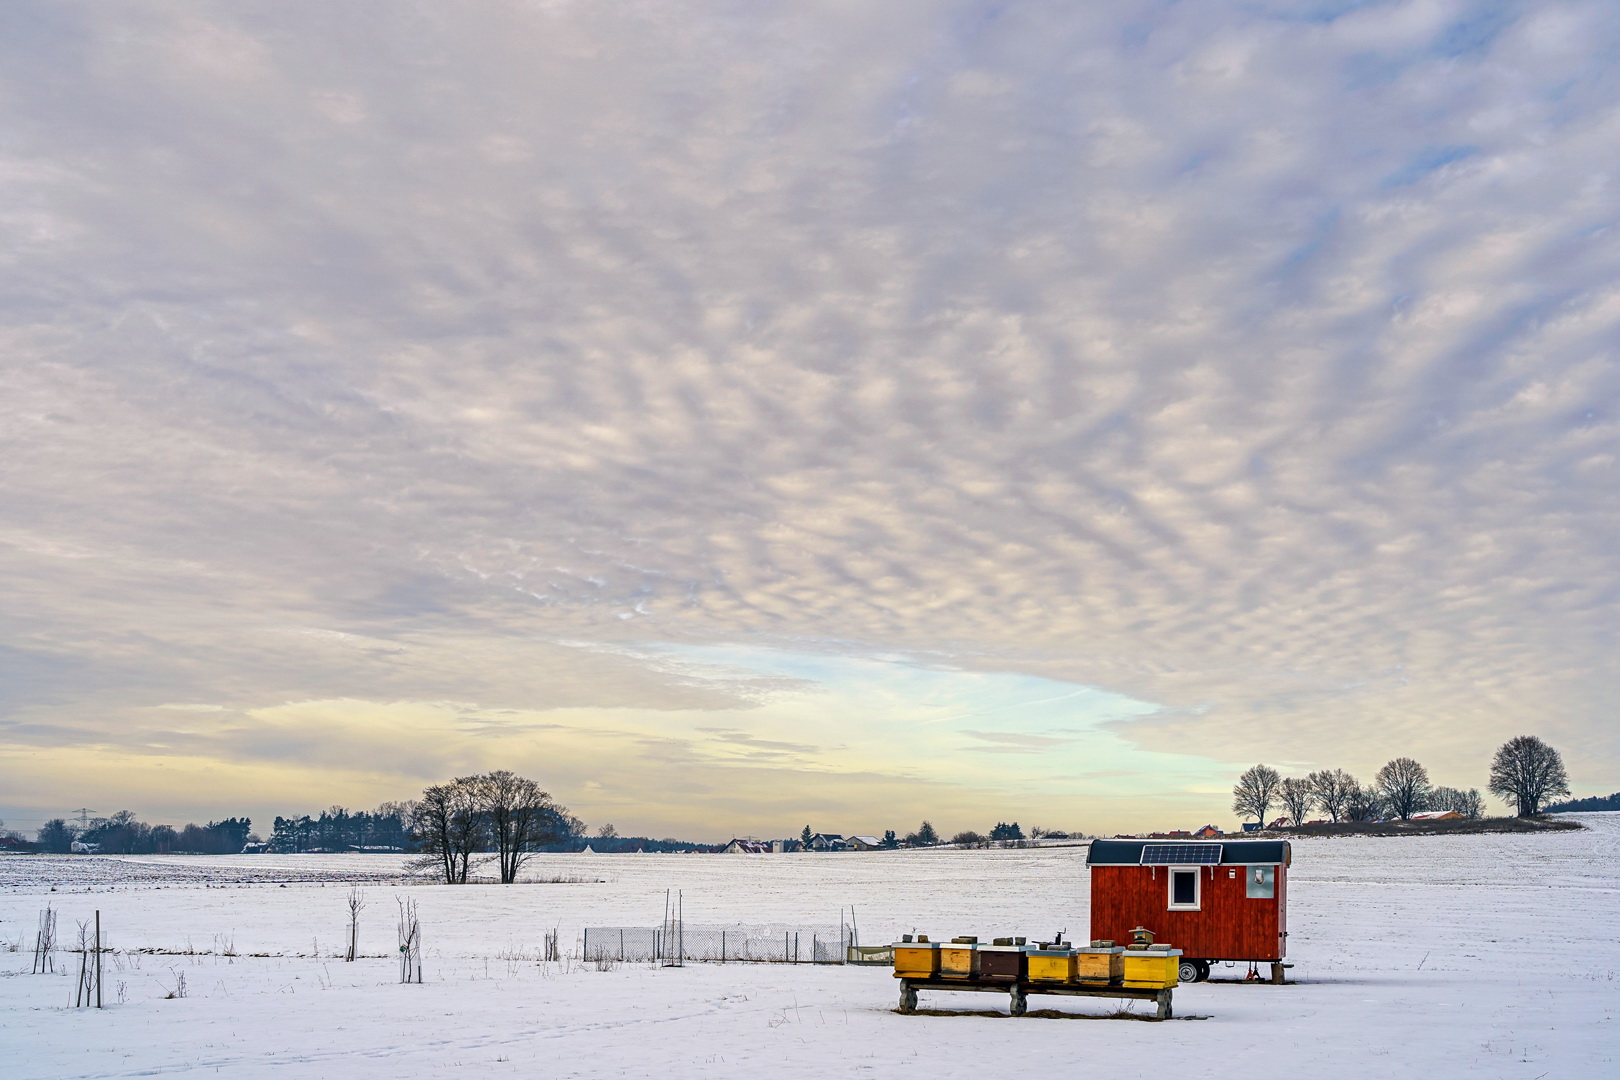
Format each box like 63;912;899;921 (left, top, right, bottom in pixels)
1086;839;1291;866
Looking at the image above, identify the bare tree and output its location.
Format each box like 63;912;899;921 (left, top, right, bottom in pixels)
1278;777;1315;826
1489;735;1570;817
476;770;573;884
1344;782;1384;822
1307;769;1355;822
344;889;365;962
1232;764;1282;826
32;905;57;974
1375;758;1431;820
1429;786;1486;819
409;778;484;884
397;897;422;983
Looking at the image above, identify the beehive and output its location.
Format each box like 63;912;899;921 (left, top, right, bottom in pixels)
1074;946;1124;984
938;942;978;979
976;944;1028;982
1121;947;1182;989
892;941;940;979
1026;947;1077;983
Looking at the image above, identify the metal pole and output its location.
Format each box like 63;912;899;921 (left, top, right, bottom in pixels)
95;911;102;1008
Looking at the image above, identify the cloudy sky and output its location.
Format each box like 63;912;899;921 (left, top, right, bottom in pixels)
2;0;1616;841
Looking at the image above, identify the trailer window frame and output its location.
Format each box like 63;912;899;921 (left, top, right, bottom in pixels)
1167;865;1201;911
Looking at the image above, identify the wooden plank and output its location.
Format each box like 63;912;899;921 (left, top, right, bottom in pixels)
897;977;1176;1019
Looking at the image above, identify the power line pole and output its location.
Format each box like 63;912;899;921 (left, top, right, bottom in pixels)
70;808;96;829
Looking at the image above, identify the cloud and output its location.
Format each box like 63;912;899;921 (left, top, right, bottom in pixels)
1;1;1617;835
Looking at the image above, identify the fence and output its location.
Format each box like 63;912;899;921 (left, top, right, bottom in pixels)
583;924;852;964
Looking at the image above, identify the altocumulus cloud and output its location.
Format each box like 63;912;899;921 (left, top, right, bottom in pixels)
1;0;1617;836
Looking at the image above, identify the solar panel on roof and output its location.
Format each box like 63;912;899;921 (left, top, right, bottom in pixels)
1139;843;1222;865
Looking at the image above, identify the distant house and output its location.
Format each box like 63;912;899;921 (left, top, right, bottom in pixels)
1241;822;1264;833
806;833;846;851
723;838;769;854
848;835;883;851
1194;824;1224;838
70;840;100;854
1410;810;1463;821
1267;817;1291;829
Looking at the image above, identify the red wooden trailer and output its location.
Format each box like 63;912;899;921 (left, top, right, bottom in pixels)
1086;839;1290;983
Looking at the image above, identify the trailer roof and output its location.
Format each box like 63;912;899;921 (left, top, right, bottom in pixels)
1086;839;1291;866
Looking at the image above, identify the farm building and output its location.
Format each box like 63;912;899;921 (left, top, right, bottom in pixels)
1086;838;1290;983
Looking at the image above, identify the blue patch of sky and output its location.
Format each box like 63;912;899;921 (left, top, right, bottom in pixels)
1339;4;1518;89
1429;3;1516;59
1272;206;1342;281
1238;0;1386;25
1381;145;1477;189
651;643;1231;795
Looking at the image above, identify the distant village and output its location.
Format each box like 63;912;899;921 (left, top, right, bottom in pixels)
706;823;1069;854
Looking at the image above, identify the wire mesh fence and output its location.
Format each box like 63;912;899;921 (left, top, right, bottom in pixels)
582;923;853;964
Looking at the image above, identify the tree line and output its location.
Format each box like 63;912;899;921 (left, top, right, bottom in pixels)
34;812;252;855
268;804;414;852
1232;735;1572;826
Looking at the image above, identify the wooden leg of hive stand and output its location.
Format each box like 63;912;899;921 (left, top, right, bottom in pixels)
1270;962;1285;984
1156;989;1173;1020
1009;985;1027;1016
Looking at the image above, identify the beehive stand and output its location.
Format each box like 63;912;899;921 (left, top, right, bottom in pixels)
896;978;1174;1020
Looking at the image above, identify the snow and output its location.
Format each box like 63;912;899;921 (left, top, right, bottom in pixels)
3;814;1617;1079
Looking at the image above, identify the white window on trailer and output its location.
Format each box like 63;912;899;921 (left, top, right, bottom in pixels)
1168;866;1201;910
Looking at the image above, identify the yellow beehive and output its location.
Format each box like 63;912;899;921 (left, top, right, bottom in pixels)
1026;948;1077;983
1075;946;1124;984
1121;948;1182;989
892;942;939;979
938;943;978;979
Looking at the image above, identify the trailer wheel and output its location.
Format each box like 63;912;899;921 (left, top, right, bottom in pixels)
898;984;918;1013
1194;960;1211;982
1177;959;1200;984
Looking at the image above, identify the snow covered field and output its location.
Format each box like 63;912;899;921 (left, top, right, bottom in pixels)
3;815;1616;1079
